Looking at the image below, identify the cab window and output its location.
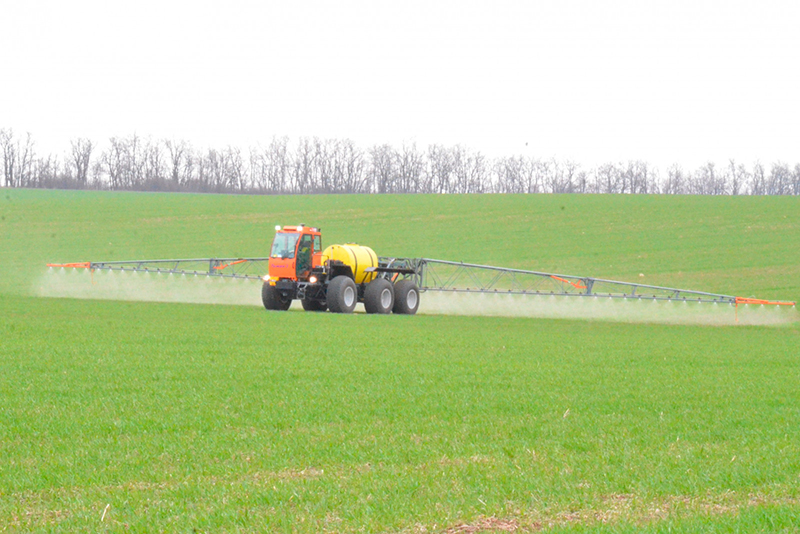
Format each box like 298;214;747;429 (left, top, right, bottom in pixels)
270;233;299;259
298;234;313;253
313;235;321;253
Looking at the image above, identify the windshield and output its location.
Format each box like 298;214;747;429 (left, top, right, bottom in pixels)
270;232;300;259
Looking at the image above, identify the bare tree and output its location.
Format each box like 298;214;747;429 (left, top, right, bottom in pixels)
7;125;800;196
726;159;749;196
181;150;197;191
203;148;226;191
128;134;144;188
69;138;94;186
368;144;395;194
228;146;246;191
493;155;525;193
102;137;127;190
573;167;590;194
249;146;267;192
165;139;189;186
793;163;800;196
394;142;425;193
618;161;643;194
0;129;34;188
450;146;488;194
33;154;60;188
750;161;766;195
626;160;652;194
16;133;36;187
292;137;318;194
337;139;366;193
258;136;291;193
1;128;16;187
766;162;791;195
98;134;154;189
451;145;469;194
549;160;582;193
311;138;334;193
520;157;546;194
661;164;686;195
194;150;211;191
690;162;724;195
595;163;622;194
427;144;454;194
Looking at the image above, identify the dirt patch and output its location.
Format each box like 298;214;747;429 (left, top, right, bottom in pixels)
435;491;800;533
444;516;521;533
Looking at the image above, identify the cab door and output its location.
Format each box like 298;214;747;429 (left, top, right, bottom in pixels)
312;234;323;268
296;234;313;279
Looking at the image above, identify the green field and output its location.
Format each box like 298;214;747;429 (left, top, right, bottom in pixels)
1;189;799;532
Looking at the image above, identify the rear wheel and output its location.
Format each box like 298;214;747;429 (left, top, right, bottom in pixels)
327;276;357;314
262;283;292;311
301;297;327;312
392;279;420;315
364;278;394;314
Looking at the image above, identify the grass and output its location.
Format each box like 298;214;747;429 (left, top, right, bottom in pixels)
1;188;799;532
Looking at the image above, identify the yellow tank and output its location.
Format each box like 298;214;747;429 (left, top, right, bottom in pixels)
321;243;378;285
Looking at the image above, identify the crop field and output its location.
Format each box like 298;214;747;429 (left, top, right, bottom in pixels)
1;189;799;532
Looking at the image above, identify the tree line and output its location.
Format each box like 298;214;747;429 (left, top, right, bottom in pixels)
2;128;799;195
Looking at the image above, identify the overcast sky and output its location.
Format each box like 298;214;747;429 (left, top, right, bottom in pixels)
1;0;798;169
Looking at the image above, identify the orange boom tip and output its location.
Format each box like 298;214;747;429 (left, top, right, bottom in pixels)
46;262;91;269
213;259;248;270
550;275;587;290
735;296;796;306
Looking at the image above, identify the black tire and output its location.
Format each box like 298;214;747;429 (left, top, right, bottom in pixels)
364;277;394;314
301;297;327;312
327;276;357;314
392;279;420;315
262;283;291;311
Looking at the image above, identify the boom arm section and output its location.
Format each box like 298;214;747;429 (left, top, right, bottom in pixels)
379;257;795;307
47;256;795;307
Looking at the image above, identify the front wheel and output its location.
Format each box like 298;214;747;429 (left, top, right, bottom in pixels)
327;276;357;314
393;279;420;315
262;283;292;311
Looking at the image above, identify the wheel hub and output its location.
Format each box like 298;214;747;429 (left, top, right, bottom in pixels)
343;286;355;307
